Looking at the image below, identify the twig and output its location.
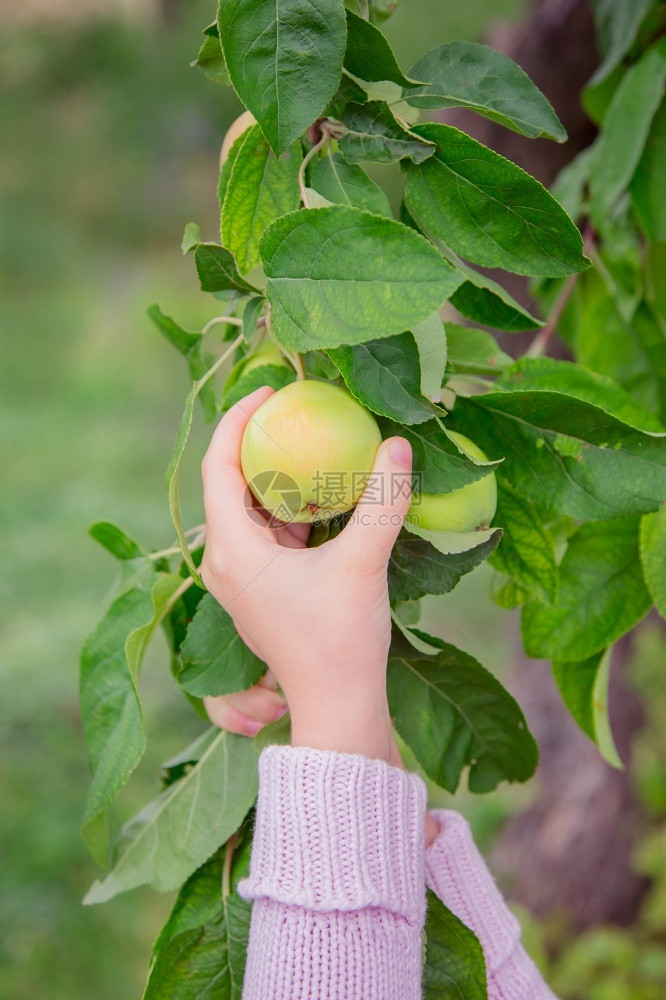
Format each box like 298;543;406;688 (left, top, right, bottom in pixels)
298;133;329;208
525;273;578;358
201;315;244;337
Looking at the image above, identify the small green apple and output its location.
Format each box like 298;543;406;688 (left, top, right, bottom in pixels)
408;430;497;532
240;380;381;523
219;109;256;167
241;339;285;375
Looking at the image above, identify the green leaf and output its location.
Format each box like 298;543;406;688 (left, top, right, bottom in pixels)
489;482;558;605
310;152;392;217
576;298;666;422
411;312;447;401
445;325;512;376
388;530;501;602
242;295;264;342
450;270;542;332
328;332;435;424
379;417;501;494
80;578;155;865
166;388;204;587
222;363;295;410
217;0;346;156
406;41;565;142
182;222;203;255
145;843;252;999
179;594;266;697
491;575;530;610
640;506;666;617
88;521;145;561
589;0;656;86
388;631;538;792
631;100;666;241
404;519;501;556
194;243;259;295
339;101;436;164
452;391;666;521
589;39;666;225
344;9;422;89
218;128;249;214
423;891;489;999
522;517;652;662
497;357;665;432
551;147;594;222
221;125;302;275
192;33;230;86
591;648;623;769
554;649;623;769
261;206;462;351
404;123;589;277
147;304;200;355
84;730;258;903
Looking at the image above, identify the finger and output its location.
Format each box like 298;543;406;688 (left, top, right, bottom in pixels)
249;504;311;548
201;386;274;548
258;669;278;691
224;685;288;723
203;696;267;737
335;437;412;572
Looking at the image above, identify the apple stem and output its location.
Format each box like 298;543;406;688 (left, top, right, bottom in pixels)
200;315;244;337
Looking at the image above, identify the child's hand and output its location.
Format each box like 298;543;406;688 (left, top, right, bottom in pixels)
203;669;287;738
200;385;412;763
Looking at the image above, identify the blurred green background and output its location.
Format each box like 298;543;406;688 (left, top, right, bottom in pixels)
2;2;665;997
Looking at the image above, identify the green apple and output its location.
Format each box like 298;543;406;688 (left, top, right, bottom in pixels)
219;110;256;167
240;380;381;523
408;430;497;532
241;339;285;375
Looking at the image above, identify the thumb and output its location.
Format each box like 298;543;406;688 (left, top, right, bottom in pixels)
337;436;412;571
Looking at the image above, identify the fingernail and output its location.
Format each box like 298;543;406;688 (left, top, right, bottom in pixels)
274;704;289;721
389;437;412;468
245;720;264;736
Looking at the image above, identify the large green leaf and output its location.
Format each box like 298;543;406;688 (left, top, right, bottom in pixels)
344;9;421;89
589;0;656;86
179;594;266;697
80;573;185;865
406;41;565;142
423;891;489;999
589;39;666;225
404;123;588;277
84;729;258;903
328;332;435;424
148;304;200;355
221;125;302;275
445;325;512;376
522;517;652;662
217;0;346;156
387;631;538;792
452;391;666;521
497;357;665;432
388;530;501;602
222;363;295;410
631;101;666;241
261;206;462;350
310;153;392;217
489;483;558;605
380;416;502;495
640;506;666;617
144;840;252;999
339;101;436;164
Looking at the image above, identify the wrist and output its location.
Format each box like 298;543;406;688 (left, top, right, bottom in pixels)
290;692;393;762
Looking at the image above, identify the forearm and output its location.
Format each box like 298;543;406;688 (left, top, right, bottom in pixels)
425;810;558;999
238;746;427;1000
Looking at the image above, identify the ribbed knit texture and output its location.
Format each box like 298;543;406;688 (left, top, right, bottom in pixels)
239;747;558;999
425;810;558;999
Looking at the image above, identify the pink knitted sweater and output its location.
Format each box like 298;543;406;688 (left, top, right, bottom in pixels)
239;746;557;999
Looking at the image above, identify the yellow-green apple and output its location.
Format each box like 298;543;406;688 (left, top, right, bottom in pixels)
408;430;497;532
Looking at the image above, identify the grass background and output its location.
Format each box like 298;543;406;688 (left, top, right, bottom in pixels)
2;2;665;997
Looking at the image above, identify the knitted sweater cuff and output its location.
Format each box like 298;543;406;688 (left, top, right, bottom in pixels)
425;809;522;974
238;745;427;926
